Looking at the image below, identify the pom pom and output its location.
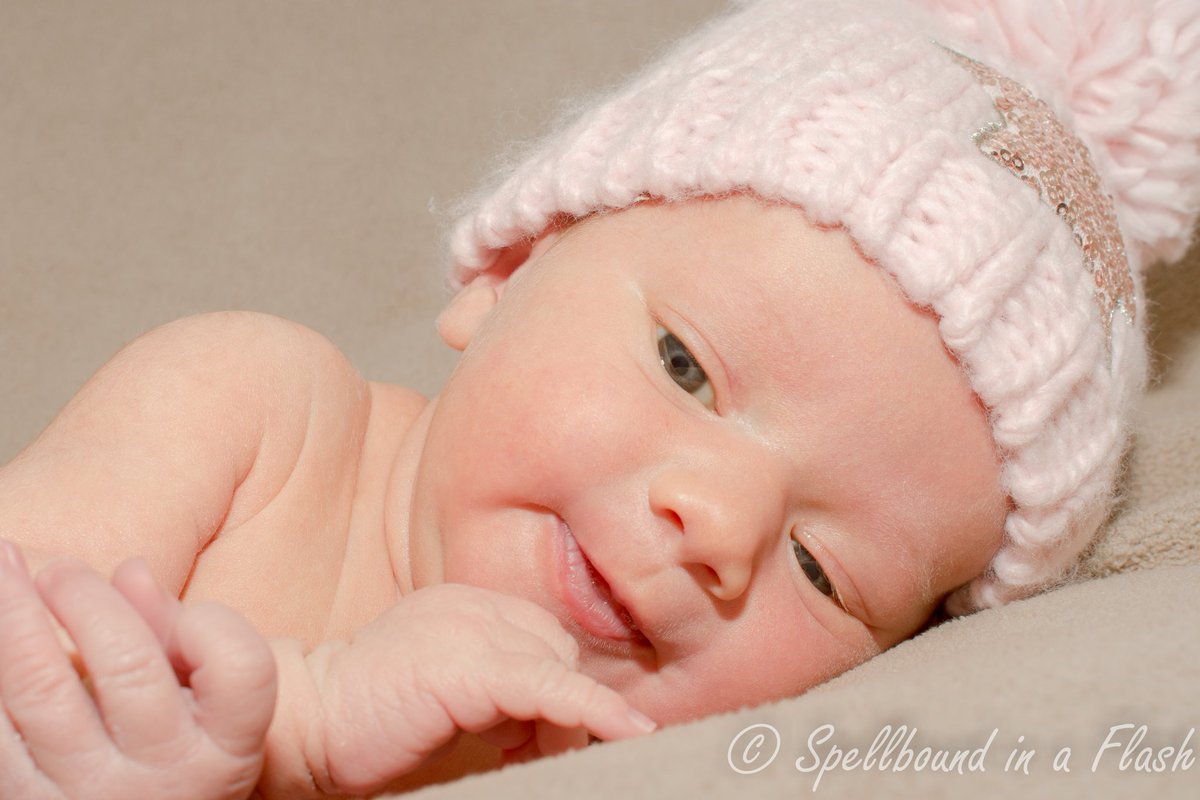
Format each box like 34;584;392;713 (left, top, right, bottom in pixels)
912;0;1200;268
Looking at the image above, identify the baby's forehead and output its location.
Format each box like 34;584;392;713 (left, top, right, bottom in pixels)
606;201;901;333
554;197;875;304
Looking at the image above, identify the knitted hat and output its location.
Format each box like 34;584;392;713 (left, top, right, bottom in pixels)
447;0;1200;613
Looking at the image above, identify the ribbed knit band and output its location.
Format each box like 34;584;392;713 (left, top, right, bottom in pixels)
448;0;1199;612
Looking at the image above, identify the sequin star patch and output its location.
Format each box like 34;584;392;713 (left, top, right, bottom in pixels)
941;45;1135;350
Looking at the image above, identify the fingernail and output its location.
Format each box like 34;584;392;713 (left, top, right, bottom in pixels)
0;540;27;573
626;708;657;734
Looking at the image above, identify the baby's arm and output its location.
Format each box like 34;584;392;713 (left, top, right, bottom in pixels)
0;310;361;589
0;311;365;796
1;549;653;799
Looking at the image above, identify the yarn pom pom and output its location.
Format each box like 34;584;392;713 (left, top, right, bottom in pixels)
913;0;1200;268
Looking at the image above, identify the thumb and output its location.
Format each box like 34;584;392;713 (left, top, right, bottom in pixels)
171;602;278;758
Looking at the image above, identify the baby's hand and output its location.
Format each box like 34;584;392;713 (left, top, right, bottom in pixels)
0;541;276;800
282;583;656;795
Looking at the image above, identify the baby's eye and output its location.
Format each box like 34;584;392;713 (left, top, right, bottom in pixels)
656;325;715;409
793;539;839;601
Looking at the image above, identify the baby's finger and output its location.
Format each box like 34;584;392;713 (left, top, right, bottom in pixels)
35;559;194;761
414;585;582;668
498;737;543;767
452;653;656;743
0;697;60;800
495;722;587;766
110;557;183;650
476;589;582;668
505;658;655;742
0;543;109;767
169;601;276;759
534;719;590;757
477;718;534;750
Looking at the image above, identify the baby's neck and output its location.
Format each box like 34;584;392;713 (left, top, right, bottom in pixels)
323;381;429;639
378;384;439;595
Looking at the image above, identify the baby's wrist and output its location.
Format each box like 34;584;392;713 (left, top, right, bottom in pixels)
258;637;345;799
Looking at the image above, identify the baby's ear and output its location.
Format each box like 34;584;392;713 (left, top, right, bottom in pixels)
436;271;505;351
436;230;563;351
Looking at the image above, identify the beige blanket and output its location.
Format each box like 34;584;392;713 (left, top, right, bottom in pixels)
3;1;1196;797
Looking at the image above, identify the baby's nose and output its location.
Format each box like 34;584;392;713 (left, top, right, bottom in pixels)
647;460;784;602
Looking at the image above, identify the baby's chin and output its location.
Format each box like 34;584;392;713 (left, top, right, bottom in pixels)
583;655;737;726
575;631;659;686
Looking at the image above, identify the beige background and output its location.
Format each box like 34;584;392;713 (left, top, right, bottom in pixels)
1;0;723;461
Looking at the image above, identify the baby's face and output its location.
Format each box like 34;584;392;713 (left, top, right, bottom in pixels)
405;195;1006;724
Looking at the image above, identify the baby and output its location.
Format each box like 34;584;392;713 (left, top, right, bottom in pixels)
2;0;1197;797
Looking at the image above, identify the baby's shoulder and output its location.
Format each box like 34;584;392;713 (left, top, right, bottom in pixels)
135;311;404;526
124;310;369;399
189;311;429;477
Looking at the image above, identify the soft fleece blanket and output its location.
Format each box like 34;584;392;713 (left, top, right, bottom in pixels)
2;2;1195;798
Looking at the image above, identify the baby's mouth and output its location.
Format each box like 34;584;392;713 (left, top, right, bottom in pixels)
557;518;647;643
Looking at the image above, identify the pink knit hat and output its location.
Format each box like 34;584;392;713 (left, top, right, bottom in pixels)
448;0;1200;613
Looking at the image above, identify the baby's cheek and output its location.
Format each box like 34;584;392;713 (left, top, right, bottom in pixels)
628;616;883;724
531;367;664;479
